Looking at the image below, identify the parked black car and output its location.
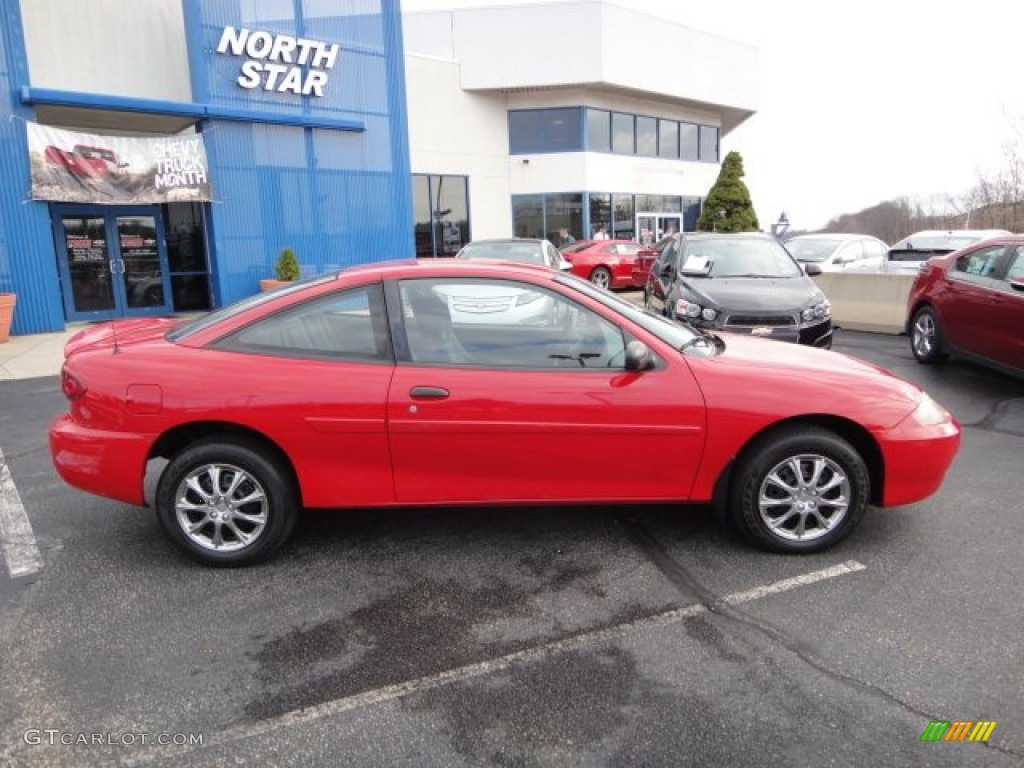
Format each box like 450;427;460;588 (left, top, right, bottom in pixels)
644;232;833;347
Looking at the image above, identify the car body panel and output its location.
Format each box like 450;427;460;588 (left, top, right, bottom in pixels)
50;259;959;533
907;237;1024;377
560;239;646;288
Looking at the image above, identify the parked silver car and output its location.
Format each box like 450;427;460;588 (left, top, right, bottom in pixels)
784;233;889;273
884;229;1012;274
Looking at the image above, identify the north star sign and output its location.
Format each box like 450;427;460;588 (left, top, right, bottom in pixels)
215;26;339;96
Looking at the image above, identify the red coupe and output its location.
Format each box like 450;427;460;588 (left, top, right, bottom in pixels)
907;235;1024;377
559;239;647;289
51;260;960;566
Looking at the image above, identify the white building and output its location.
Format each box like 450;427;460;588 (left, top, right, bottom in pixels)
403;0;758;254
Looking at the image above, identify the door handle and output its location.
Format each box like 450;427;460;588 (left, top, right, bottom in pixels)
410;386;450;400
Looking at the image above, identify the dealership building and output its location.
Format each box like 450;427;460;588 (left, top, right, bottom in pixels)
0;0;756;335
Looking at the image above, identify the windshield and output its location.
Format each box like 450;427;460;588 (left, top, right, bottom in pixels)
683;238;803;278
167;275;336;341
784;238;841;262
554;272;712;353
457;242;546;265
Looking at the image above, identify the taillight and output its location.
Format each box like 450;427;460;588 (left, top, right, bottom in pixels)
61;364;87;399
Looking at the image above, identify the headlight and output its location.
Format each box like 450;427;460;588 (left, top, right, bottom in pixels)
675;299;701;318
912;393;951;426
802;300;831;322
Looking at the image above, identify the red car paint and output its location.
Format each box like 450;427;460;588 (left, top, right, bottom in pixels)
50;260;959;545
44;144;126;181
906;236;1024;378
560;239;647;288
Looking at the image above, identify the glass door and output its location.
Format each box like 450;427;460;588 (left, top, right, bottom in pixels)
53;205;173;321
636;213;683;246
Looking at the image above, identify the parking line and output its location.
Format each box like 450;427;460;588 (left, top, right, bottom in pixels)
0;448;44;578
121;559;866;766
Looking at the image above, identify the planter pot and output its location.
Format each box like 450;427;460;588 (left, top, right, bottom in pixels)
259;279;292;292
0;293;15;343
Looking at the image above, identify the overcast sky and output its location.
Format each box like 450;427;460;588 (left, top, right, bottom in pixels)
402;0;1024;232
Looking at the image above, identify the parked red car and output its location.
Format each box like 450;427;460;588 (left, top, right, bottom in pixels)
907;235;1024;377
559;239;646;289
51;260;959;566
631;235;673;288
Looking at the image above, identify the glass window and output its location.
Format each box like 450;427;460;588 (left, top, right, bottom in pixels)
219;285;391;360
611;194;634;240
512;195;544;238
412;175;470;257
589;193;611;238
545;193;583;244
956;245;1006;277
680;123;699;161
682;197;701;231
412;175;433;258
683;237;802;278
586;109;611;152
544;108;582;152
636;116;657;157
1005;247;1024;281
400;278;626;369
509;110;544;154
699;125;720;162
612;113;634;154
162;202;210;311
836;241;864;264
658;119;679;159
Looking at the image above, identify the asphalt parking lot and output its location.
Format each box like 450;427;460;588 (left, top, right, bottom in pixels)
1;328;1022;767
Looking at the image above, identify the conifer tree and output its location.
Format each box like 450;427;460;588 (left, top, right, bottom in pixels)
697;151;760;232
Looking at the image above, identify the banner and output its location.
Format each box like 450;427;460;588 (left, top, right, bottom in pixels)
26;123;212;205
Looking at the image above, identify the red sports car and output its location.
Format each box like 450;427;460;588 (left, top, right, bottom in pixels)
559;239;647;289
907;235;1024;377
51;260;960;566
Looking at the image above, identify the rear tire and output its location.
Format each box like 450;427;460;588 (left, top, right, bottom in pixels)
910;306;947;363
589;267;612;290
731;427;869;553
155;438;298;567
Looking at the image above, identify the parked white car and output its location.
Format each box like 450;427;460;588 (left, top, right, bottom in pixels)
784;234;889;273
884;229;1012;274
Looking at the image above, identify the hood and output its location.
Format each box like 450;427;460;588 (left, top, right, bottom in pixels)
65;317;183;358
680;276;821;312
691;333;924;428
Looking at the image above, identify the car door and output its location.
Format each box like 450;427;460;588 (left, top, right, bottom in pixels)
211;283;396;507
937;243;1009;356
988;245;1024;370
385;276;706;503
645;236;680;315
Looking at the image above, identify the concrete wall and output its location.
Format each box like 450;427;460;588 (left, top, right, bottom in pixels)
813;273;916;334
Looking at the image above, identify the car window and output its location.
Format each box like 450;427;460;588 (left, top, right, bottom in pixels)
458;242;546;265
399;278;627;369
863;239;888;262
544;242;561;268
615;243;642;256
955;245;1006;277
785;238;840;262
838;241;864;263
656;238;679;269
684;238;802;278
1005;247;1024;282
217;284;391;361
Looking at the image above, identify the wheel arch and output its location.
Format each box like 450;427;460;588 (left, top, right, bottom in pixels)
906;298;937;335
713;414;885;508
147;421;302;504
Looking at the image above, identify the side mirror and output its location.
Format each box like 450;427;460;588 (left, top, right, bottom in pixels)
804;263;823;276
624;340;654;372
1010;277;1024;292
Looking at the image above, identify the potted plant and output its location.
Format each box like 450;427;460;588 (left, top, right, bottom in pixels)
0;292;16;343
259;247;300;291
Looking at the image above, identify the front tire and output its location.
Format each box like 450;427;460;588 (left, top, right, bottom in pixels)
155;438;298;566
731;427;869;553
910;306;947;363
